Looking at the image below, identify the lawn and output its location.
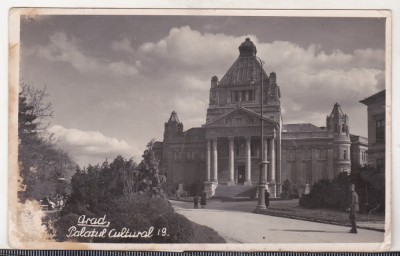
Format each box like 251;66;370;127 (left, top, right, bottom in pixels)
258;199;385;231
174;197;385;232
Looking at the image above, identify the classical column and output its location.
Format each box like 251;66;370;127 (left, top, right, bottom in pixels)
263;138;269;183
269;135;276;183
206;139;211;182
212;137;218;182
227;136;235;186
296;148;303;184
244;136;252;186
311;148;318;182
276;128;282;196
268;133;277;198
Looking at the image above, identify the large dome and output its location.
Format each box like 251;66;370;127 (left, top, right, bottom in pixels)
219;38;266;86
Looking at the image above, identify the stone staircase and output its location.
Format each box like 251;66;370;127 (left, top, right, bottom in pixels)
213;184;257;198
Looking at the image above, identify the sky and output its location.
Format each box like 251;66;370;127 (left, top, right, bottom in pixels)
19;15;386;167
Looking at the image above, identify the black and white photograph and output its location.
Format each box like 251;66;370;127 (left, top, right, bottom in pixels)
8;9;391;251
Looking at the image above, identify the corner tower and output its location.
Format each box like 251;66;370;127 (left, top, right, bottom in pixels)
164;111;183;141
326;103;351;174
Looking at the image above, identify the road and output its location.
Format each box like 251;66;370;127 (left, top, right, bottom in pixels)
171;200;385;243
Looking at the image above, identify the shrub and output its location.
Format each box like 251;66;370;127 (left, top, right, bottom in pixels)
154;213;194;243
186;182;203;197
299;167;385;213
299;178;344;210
281;179;302;199
53;213;82;242
55;193;193;243
350;165;385;213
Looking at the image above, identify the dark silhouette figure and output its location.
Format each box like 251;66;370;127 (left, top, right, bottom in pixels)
200;192;207;208
347;184;359;234
194;194;199;209
264;190;270;208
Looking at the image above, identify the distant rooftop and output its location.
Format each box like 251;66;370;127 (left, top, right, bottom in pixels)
360;89;385;105
282;123;324;133
183;127;206;142
350;134;368;145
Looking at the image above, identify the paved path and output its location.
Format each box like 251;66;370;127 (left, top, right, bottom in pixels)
172;200;384;243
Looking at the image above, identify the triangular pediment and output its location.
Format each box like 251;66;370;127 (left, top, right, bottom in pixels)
203;107;277;128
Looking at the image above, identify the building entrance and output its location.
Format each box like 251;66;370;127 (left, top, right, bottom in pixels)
237;165;245;184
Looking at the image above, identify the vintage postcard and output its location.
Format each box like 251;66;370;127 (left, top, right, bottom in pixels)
8;8;391;251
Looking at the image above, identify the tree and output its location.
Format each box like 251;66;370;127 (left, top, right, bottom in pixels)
350;165;385;213
18;83;75;202
137;139;166;197
20;83;53;131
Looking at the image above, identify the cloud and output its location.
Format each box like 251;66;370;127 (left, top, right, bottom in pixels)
48;125;142;167
135;26;248;76
33;32;138;77
111;37;135;53
26;26;385;156
130;26;384;136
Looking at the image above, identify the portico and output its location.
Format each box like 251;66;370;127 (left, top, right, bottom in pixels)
205;135;277;186
203;107;280;197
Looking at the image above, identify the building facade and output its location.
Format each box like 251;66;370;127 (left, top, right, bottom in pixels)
350;135;369;168
156;38;367;198
360;90;386;171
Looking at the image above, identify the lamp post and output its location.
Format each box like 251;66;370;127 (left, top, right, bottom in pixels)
254;56;268;211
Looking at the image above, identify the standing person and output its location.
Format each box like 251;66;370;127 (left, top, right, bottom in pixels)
264;189;270;208
347;183;359;234
200;192;207;208
194;194;199;209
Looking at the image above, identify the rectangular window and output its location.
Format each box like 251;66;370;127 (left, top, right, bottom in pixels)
287;149;295;161
248;90;253;101
291;151;295;161
241;90;246;101
320;149;327;160
377;158;385;172
235;117;243;124
303;149;311;160
376;119;385;142
233;91;239;102
343;149;347;160
251;143;256;157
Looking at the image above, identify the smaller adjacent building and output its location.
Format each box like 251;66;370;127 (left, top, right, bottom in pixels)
360;90;386;172
350;135;369;168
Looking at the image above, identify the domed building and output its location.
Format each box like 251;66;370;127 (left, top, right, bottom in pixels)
155;38;368;198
